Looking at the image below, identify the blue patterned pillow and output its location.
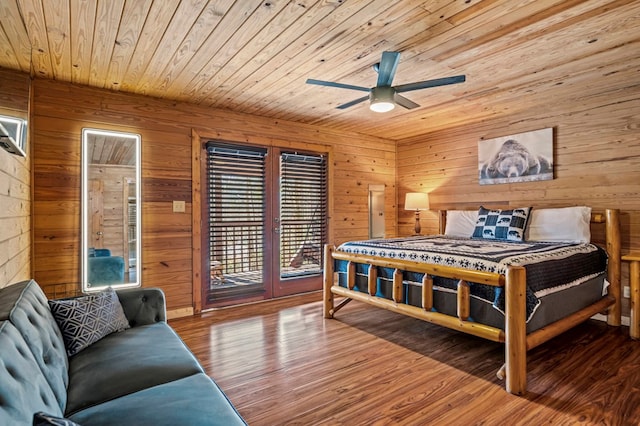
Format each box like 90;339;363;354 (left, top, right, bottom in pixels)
49;288;130;357
472;206;531;242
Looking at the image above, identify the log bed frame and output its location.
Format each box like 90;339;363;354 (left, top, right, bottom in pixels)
322;208;622;395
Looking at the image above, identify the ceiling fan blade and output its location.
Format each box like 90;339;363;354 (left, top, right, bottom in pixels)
306;78;370;92
394;75;466;93
394;94;420;110
337;95;370;109
376;51;400;87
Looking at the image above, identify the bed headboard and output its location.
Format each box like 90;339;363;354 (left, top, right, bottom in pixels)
437;208;618;244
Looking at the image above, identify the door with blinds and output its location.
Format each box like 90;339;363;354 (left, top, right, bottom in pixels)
204;142;327;308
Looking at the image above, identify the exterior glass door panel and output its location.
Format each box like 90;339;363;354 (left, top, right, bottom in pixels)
275;151;327;297
204;142;326;308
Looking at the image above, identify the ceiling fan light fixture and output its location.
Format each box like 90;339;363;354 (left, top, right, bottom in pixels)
369;86;395;113
370;100;395;113
306;51;465;112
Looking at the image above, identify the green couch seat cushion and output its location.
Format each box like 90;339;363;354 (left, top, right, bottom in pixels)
65;322;204;415
69;373;247;426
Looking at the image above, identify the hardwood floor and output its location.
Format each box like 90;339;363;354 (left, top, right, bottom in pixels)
170;293;640;425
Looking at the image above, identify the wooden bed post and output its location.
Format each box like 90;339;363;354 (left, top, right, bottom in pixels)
605;209;621;326
367;264;378;296
392;269;403;303
323;244;335;319
438;210;446;235
505;265;527;395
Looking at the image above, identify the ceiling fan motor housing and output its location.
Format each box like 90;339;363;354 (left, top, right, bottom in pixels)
369;86;396;112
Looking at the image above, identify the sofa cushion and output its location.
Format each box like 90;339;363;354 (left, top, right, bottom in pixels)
0;280;69;412
65;322;205;415
0;321;62;425
33;412;81;426
49;287;130;356
116;287;167;326
69;373;247;426
88;255;125;285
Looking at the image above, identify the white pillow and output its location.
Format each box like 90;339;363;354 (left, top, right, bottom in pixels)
444;210;479;238
525;206;592;243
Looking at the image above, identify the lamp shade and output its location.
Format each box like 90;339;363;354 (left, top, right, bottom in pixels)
404;192;429;211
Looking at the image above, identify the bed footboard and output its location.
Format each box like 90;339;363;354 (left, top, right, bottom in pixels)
323;244;529;394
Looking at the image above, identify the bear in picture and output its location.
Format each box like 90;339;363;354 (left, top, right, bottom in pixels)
481;139;552;179
478;128;553;185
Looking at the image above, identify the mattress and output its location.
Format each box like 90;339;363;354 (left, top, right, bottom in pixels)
335;236;608;332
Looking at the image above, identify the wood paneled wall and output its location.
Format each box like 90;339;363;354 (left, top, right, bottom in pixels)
397;96;639;243
31;77;396;312
0;69;30;289
7;59;638;318
397;87;640;315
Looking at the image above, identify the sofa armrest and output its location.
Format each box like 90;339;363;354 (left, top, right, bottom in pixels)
116;288;167;327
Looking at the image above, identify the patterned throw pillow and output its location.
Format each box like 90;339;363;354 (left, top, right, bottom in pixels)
49;287;130;357
472;206;531;242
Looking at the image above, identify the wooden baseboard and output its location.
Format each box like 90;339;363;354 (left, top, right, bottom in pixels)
167;307;194;319
592;313;630;326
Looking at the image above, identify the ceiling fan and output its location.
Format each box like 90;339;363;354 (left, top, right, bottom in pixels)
306;51;465;112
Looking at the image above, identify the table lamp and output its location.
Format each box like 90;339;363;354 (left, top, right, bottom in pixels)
404;192;429;235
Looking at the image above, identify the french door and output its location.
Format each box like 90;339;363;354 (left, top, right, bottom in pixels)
203;141;327;308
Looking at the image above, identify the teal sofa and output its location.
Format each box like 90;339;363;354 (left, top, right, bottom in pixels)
0;280;246;425
88;248;125;285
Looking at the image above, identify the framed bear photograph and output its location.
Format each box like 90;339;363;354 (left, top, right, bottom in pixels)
478;127;553;185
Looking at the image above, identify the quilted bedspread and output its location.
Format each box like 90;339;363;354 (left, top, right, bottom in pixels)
336;236;608;319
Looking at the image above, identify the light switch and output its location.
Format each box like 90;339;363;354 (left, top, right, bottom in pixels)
173;200;185;213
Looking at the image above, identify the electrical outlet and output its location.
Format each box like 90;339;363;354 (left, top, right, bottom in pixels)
173;200;185;213
624;286;630;298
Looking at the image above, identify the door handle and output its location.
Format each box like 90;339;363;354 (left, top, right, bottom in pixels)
96;231;104;236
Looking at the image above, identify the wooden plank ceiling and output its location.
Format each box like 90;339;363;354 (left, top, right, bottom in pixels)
0;0;637;140
86;133;136;166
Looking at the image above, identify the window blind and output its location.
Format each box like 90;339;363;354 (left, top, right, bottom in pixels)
280;152;327;276
206;143;267;275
